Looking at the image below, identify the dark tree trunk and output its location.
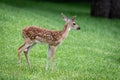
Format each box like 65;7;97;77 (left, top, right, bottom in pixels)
91;0;111;18
109;0;120;18
91;0;120;18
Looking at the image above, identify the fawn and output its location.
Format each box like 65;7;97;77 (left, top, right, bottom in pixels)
18;13;80;70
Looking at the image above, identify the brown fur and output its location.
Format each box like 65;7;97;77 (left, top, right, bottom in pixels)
17;13;80;70
22;23;68;46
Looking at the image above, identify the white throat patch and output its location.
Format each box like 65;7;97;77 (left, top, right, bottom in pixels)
68;27;71;31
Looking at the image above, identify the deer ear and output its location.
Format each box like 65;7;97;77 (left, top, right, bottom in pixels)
61;13;68;21
71;16;76;21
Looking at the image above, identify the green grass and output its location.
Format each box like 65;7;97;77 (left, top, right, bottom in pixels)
0;0;120;80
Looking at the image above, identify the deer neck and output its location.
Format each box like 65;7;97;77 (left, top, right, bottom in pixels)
61;23;71;39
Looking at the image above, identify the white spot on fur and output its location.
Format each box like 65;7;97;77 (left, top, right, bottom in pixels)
24;49;27;52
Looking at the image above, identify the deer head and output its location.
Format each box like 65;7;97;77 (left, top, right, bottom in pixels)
61;13;80;30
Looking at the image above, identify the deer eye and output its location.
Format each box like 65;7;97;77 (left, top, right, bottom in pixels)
73;23;76;25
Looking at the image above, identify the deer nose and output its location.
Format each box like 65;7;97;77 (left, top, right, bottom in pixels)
77;27;80;30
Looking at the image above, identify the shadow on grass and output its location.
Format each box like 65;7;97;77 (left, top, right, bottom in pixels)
117;58;120;63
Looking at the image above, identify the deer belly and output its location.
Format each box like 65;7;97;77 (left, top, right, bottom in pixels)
35;36;48;44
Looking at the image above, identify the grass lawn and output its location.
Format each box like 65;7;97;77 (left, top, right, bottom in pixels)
0;0;120;80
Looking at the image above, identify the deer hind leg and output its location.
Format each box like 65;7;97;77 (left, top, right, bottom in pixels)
18;42;32;67
18;43;25;67
24;43;36;67
24;46;31;67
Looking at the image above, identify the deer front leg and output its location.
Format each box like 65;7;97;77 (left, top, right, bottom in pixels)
51;46;56;71
46;45;52;70
46;45;56;71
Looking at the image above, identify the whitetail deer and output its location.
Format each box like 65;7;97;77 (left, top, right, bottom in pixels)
18;13;80;70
